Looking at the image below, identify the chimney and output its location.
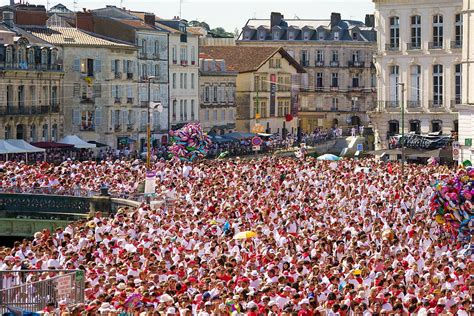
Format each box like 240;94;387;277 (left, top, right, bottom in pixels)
330;12;341;26
14;5;48;26
144;13;155;26
270;12;283;28
365;14;375;28
10;0;14;6
76;11;94;32
3;11;14;28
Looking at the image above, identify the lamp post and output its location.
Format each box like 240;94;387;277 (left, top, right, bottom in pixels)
147;76;157;169
397;82;405;179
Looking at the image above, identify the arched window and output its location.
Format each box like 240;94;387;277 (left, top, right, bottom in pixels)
5;46;12;65
4;125;11;139
16;124;24;140
30;124;36;142
41;49;48;65
52;124;58;141
42;124;48;141
28;49;35;67
50;49;57;65
17;47;26;66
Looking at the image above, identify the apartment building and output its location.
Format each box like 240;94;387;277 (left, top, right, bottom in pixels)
372;0;461;149
237;12;377;132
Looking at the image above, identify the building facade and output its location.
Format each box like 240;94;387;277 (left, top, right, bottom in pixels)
156;19;199;130
200;46;305;135
26;26;139;148
237;12;377;133
198;58;237;134
0;11;64;142
75;6;170;149
459;0;474;163
371;0;461;149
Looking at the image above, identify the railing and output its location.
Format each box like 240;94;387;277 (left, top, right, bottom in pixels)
80;125;94;132
329;61;339;67
407;42;421;50
127;98;134;104
0;270;84;314
330;107;338;112
385;43;400;51
407;100;421;108
348;85;363;92
429;100;443;108
127;124;134;131
348;61;365;68
114;124;121;132
428;41;443;50
0;63;63;71
0;106;52;115
114;72;122;79
451;40;462;49
330;86;339;91
315;61;324;67
114;97;122;104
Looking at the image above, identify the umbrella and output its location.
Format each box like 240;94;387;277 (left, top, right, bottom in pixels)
233;231;257;240
317;154;342;161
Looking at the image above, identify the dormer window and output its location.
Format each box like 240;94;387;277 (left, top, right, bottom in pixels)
259;30;266;40
273;30;280;40
6;46;12;65
352;32;358;40
244;30;251;40
318;31;325;40
303;32;310;40
51;50;57;65
334;31;339;40
288;31;295;40
41;49;48;65
28;49;35;66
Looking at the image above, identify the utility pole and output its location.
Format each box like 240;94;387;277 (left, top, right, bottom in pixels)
147;77;152;169
397;82;405;179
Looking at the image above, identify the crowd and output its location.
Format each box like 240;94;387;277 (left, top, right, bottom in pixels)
0;157;472;316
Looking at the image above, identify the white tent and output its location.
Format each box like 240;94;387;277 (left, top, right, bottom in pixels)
0;140;25;155
59;135;96;149
6;139;45;153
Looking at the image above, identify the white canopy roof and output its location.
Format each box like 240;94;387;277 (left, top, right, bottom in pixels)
59;135;96;149
6;139;46;153
0;140;26;154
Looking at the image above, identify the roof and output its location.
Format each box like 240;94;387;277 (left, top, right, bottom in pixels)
111;18;156;31
199;46;305;73
22;26;135;48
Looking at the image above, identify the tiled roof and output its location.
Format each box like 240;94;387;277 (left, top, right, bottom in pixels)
22;26;135;48
200;46;305;73
114;18;156;30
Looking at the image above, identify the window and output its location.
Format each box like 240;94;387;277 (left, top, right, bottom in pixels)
172;73;176;89
172;100;177;121
411;15;421;49
180;47;187;64
141;39;147;56
142;64;147;79
259;30;266;40
276;59;281;68
205;86;210;102
409;120;421;134
389;65;400;103
213;86;218;102
455;64;462;104
352;50;360;62
303;31;310;40
331;98;338;111
183;73;187;89
352;74;360;88
4;126;11;139
180;73;183;89
316;73;323;88
154;41;159;57
191;46;196;64
191;100;195;120
333;31;339;40
191;73;195;89
80;58;94;77
179;100;184;121
433;64;443;106
273;30;280;40
431;120;442;132
172;46;177;63
213;109;218;121
155;64;159;76
301;50;309;66
331;73;338;87
81;111;94;131
410;65;421;103
221;109;226;121
389;16;400;49
352;32;358;40
277;100;290;117
27;49;34;66
331;50;338;62
204;110;210;121
433;15;443;48
388;120;399;135
288;30;295;40
42;124;48;140
30;124;36;142
316;50;324;63
183;100;188;120
455;14;463;47
318;31;325;40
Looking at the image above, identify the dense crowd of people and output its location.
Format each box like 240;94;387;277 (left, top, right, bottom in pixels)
0;156;472;315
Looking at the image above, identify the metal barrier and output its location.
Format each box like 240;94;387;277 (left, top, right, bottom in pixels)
0;270;84;313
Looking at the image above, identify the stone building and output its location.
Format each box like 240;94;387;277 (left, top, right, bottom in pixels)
198;57;237;134
26;25;139;148
237;12;377;133
75;5;170;148
200;46;305;136
371;0;461;149
458;0;474;163
0;10;64;142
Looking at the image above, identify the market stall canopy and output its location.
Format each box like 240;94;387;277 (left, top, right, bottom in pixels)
6;139;45;153
0;140;25;154
59;135;96;149
87;141;109;148
31;142;75;149
223;132;257;140
209;135;237;144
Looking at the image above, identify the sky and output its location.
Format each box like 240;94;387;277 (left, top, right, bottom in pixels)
3;0;375;32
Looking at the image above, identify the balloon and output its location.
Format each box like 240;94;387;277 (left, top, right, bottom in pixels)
168;123;212;162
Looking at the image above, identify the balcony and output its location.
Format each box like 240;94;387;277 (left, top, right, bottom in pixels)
407;100;421;109
451;40;462;49
315;86;325;92
80;96;94;104
114;72;122;79
428;41;443;50
114;97;122;104
407;42;421;50
114;124;121;132
348;85;363;92
315;61;324;67
0;105;50;115
180;60;188;66
351;106;361;112
127;124;134;131
330;86;339;91
330;107;338;112
329;61;339;67
51;104;60;113
301;60;309;67
378;101;400;111
80;125;94;132
0;62;63;71
385;43;400;51
348;61;365;68
127;98;134;104
428;100;444;110
127;73;133;79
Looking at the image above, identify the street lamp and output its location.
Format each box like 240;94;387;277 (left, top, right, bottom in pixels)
146;76;160;169
397;82;405;179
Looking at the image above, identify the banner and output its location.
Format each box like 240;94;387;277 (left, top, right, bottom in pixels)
390;134;451;150
291;74;299;116
270;74;276;117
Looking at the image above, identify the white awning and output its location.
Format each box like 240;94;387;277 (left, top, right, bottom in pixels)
0;140;26;154
6;139;46;153
59;135;96;149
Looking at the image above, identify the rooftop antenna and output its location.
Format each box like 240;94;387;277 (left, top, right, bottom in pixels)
73;0;78;12
46;0;50;10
